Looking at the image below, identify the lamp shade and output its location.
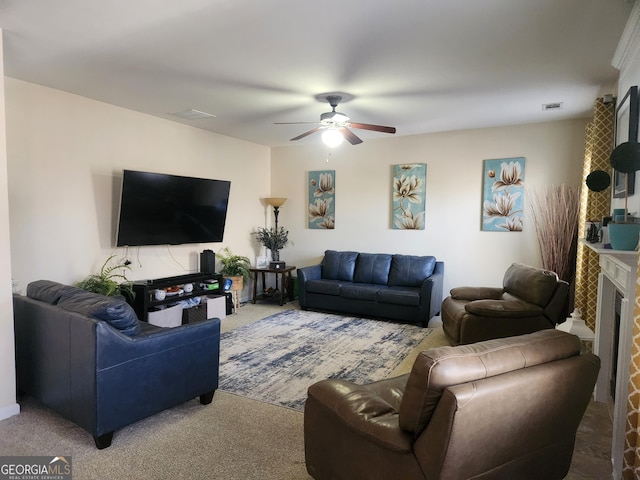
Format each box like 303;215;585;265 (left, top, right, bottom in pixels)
265;197;287;207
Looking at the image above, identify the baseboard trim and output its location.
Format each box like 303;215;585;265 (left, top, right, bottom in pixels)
0;402;20;421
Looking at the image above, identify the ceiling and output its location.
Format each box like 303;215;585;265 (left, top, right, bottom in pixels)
0;0;634;147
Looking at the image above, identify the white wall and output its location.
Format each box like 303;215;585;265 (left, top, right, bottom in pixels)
271;119;587;294
0;32;20;421
6;78;271;299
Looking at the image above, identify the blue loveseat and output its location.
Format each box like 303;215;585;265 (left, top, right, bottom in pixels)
297;250;444;326
13;280;221;448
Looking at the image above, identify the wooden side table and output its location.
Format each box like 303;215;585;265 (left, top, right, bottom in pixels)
250;266;296;306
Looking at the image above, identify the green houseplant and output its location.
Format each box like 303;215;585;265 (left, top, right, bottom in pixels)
218;247;251;287
76;255;135;302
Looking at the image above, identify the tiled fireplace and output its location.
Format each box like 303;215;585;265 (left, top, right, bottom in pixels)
584;241;637;479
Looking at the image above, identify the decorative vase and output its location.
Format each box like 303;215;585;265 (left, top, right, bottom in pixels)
271;250;280;261
608;223;640;250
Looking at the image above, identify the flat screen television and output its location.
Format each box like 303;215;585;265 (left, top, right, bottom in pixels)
116;170;231;247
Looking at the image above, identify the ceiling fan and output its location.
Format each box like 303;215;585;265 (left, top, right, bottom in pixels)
275;94;396;146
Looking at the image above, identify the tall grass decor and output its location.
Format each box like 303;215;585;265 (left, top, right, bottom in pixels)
528;184;580;283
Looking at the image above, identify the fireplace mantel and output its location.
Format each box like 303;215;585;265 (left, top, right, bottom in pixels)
582;240;638;479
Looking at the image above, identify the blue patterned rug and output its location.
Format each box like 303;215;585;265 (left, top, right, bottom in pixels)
218;309;432;410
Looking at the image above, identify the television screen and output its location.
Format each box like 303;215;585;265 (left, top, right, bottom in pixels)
116;170;231;247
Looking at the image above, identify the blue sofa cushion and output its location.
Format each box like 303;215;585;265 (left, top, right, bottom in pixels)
378;287;421;306
340;284;380;301
353;253;392;285
58;289;142;337
27;280;85;305
305;279;342;296
322;250;359;281
388;255;436;287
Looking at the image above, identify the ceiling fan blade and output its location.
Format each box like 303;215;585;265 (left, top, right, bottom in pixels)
339;127;363;145
290;127;322;141
348;122;396;134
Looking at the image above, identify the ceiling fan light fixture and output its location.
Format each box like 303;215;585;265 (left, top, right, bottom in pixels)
276;92;395;145
332;112;349;123
321;111;350;123
322;128;344;148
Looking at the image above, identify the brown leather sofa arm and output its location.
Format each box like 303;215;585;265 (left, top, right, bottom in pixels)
307;379;413;452
450;286;503;301
464;299;544;318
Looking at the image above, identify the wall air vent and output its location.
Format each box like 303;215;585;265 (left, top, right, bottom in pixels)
542;102;563;111
169;109;216;120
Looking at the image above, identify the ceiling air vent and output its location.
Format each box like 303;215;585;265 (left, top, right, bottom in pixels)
169;109;216;120
542;102;563;111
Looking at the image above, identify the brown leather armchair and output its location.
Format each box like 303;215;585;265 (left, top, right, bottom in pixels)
441;262;569;345
304;329;599;480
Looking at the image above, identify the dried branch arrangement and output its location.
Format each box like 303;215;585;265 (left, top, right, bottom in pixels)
528;184;580;283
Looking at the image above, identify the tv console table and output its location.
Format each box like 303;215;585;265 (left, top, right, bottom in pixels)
131;272;223;322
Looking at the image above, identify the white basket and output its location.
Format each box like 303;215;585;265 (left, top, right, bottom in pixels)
206;295;226;320
148;303;182;328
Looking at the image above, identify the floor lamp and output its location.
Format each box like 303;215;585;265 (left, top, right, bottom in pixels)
264;197;287;276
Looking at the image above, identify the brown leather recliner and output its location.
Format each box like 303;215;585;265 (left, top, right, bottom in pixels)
441;262;569;345
304;329;599;480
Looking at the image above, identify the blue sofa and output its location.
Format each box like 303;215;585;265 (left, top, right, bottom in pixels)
297;250;444;326
13;280;220;448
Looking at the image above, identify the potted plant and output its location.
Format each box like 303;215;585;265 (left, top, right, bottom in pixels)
218;247;251;290
76;255;135;302
254;226;289;261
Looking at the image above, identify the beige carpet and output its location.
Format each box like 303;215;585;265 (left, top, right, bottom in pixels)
0;302;609;479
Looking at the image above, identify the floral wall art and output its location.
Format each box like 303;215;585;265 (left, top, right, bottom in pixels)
482;157;525;231
308;170;335;229
392;164;426;230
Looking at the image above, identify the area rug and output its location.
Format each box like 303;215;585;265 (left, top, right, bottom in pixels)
218;309;432;410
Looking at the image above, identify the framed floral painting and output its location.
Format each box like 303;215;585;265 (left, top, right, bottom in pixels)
392;163;426;230
308;170;335;229
481;157;525;231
